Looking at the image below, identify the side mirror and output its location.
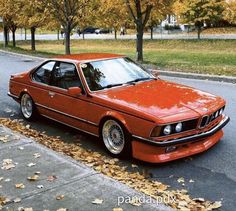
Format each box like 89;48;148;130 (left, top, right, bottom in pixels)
68;87;82;96
150;69;160;78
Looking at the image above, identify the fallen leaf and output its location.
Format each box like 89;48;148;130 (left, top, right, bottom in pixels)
15;183;25;189
24;208;33;211
57;208;67;211
177;177;185;183
189;179;195;183
14;198;21;203
1;159;15;170
27;163;36;167
131;164;138;168
18;146;24;150
92;198;103;204
4;178;11;182
193;198;205;202
34;171;41;175
56;195;65;200
25;125;31;129
129;198;141;207
33;153;41;158
27;175;39;181
47;175;57;182
113;208;123;211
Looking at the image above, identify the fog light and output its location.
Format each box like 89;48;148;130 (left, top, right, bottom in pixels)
175;122;183;133
165;146;177;153
163;125;171;135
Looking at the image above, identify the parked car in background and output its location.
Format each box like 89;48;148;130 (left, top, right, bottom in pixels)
81;27;98;34
95;28;111;34
8;53;230;163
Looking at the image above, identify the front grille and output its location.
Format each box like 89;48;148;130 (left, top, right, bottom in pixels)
200;106;225;128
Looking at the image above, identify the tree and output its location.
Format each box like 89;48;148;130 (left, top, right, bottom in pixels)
224;0;236;25
17;0;47;51
176;0;226;40
42;0;90;55
98;0;130;39
125;0;174;62
0;0;20;47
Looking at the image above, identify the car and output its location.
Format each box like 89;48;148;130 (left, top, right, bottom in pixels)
8;53;230;163
95;28;111;34
81;27;98;34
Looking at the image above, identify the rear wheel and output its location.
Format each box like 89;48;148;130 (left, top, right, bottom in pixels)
101;119;132;158
20;93;37;121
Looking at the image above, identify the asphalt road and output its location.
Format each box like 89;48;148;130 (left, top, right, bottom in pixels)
0;52;236;210
1;32;236;41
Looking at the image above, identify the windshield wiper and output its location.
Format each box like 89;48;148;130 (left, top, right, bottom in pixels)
127;77;156;84
101;83;124;89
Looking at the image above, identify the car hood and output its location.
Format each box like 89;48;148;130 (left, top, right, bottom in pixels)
95;80;224;119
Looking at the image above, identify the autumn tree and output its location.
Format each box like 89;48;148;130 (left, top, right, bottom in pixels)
176;0;226;40
42;0;90;55
125;0;175;62
224;0;236;25
98;0;130;39
16;0;47;51
0;0;20;47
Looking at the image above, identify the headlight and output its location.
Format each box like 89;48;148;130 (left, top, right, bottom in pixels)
215;111;219;118
163;125;172;135
175;122;183;133
219;108;223;115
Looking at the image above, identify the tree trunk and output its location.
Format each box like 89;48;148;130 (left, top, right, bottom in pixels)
82;32;85;40
197;26;201;40
114;29;117;40
64;24;71;55
57;30;60;40
12;29;16;47
25;28;27;40
31;27;36;51
150;27;153;40
136;25;144;62
3;26;8;47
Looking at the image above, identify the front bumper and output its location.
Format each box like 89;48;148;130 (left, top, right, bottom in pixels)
132;115;230;147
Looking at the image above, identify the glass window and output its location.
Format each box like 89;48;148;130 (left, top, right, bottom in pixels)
81;57;154;91
51;62;82;89
33;61;56;85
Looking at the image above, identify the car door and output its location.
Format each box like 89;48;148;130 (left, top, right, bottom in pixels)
45;61;98;135
30;61;57;116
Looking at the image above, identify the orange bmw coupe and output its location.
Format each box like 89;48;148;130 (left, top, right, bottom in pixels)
8;53;230;163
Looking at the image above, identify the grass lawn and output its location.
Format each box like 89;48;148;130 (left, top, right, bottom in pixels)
1;39;236;76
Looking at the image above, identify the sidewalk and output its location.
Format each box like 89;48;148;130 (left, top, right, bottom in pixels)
0;125;172;211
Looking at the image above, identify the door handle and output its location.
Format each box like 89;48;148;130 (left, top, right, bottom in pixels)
49;91;55;98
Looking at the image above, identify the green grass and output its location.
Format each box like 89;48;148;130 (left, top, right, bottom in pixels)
1;39;236;76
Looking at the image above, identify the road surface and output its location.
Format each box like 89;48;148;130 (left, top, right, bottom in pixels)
0;52;235;210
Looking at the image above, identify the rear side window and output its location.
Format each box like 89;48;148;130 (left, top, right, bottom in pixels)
50;62;82;89
33;61;56;85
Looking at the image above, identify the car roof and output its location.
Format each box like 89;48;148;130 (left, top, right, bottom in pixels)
55;53;124;63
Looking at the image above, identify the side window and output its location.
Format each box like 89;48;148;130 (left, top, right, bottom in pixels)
51;62;82;89
33;61;56;85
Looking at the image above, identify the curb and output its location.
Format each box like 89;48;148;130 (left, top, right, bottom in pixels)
0;49;45;60
1;49;236;84
157;70;236;84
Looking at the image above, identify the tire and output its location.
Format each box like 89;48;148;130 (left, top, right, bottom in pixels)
20;93;37;121
101;119;132;159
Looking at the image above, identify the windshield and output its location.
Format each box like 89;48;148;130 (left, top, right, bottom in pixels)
81;57;155;91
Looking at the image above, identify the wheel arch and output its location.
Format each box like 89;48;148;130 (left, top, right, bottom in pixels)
99;111;132;136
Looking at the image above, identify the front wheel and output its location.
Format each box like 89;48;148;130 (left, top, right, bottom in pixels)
20;93;37;121
101;119;132;158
